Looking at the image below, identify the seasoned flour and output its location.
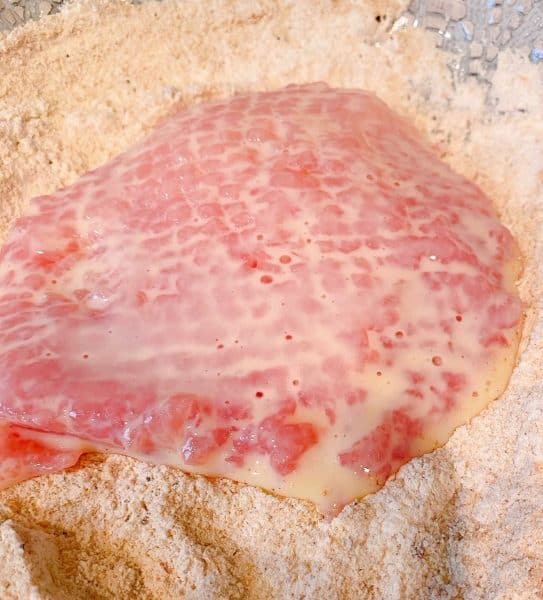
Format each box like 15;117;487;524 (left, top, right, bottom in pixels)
0;1;541;598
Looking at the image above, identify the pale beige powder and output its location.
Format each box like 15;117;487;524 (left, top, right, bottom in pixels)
0;1;542;598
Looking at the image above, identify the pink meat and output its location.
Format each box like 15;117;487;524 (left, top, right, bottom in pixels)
0;422;85;487
0;83;521;512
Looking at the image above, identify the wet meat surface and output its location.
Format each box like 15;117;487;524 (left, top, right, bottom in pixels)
0;83;522;513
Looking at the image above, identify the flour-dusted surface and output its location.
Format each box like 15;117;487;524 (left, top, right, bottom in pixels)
0;1;542;598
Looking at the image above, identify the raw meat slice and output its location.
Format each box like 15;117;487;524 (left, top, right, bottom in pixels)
0;83;522;513
0;422;85;488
